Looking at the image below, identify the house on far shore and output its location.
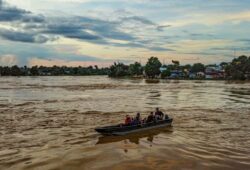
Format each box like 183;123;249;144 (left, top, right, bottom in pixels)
159;67;167;73
205;66;225;79
189;72;205;79
170;70;184;78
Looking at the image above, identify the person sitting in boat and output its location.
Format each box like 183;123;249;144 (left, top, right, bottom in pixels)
133;112;142;124
135;112;141;122
155;107;164;120
129;113;141;125
146;112;154;123
124;115;132;125
164;113;169;120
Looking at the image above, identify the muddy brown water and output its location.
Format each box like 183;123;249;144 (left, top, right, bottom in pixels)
0;76;249;170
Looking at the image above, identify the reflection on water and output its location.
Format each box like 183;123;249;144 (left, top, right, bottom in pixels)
145;79;160;84
0;76;250;170
96;127;173;145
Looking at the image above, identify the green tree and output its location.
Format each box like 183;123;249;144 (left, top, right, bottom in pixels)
109;62;129;77
172;60;180;65
73;67;79;75
219;62;228;69
145;57;162;78
161;69;171;78
172;60;180;70
128;62;143;76
225;55;249;80
182;64;191;71
190;63;205;73
23;66;29;76
247;56;250;73
30;66;39;76
11;65;22;76
0;66;11;76
180;64;191;77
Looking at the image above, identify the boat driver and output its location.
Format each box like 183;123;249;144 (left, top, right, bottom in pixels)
155;107;164;120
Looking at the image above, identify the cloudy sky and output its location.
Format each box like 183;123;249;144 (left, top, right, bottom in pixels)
0;0;250;67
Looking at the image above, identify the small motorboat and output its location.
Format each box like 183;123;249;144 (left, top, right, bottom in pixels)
95;118;173;136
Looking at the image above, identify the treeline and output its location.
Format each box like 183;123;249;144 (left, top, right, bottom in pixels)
109;62;143;77
108;55;250;80
224;55;250;80
108;57;213;78
0;65;109;76
1;55;250;80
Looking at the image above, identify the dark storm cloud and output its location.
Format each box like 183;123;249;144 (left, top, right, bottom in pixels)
122;16;156;25
0;2;135;43
0;29;51;43
40;17;135;42
43;22;101;40
74;16;135;41
0;0;45;23
0;0;28;21
0;0;175;52
156;24;171;31
0;1;131;42
21;14;45;23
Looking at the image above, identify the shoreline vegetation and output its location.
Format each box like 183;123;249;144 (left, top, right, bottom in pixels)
109;55;250;80
0;65;110;77
0;55;250;80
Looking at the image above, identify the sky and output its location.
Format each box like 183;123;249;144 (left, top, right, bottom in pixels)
0;0;250;67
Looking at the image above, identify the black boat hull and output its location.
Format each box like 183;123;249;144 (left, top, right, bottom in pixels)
95;118;173;135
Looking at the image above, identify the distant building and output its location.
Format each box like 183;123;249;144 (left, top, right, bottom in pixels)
189;72;205;79
159;66;167;72
197;72;205;78
170;70;184;78
65;70;70;74
189;73;196;79
205;66;225;79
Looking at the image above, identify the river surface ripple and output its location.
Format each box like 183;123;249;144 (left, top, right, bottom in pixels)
0;76;249;170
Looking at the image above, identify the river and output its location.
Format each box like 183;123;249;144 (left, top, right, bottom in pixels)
0;76;249;170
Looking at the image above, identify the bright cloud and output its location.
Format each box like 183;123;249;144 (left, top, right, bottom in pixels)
0;54;18;66
28;58;113;67
161;11;250;27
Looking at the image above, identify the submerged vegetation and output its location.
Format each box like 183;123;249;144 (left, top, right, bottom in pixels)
0;55;250;80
